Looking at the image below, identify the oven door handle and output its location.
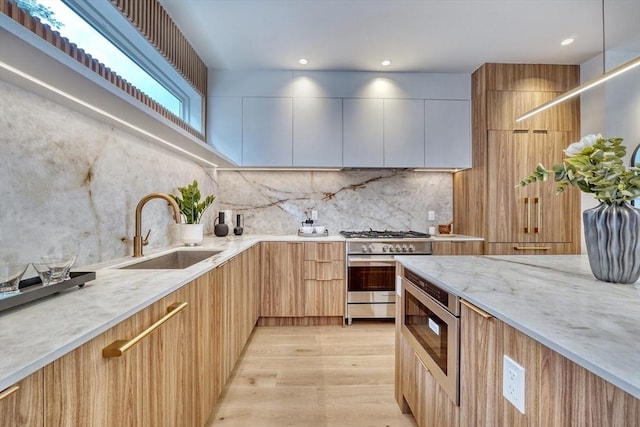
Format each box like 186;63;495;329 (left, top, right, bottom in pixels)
348;257;396;267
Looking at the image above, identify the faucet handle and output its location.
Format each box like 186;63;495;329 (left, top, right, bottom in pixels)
142;229;151;246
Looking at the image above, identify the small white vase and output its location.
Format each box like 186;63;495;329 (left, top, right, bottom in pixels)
180;223;203;246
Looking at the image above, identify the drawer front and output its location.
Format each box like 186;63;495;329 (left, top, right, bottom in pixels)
304;242;345;261
304;260;345;280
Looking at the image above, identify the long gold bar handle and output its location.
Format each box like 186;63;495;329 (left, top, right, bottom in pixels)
524;197;530;233
534;197;540;233
102;302;188;358
514;246;552;251
461;299;493;319
0;385;20;401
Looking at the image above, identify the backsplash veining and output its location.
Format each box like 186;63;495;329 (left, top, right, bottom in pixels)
216;170;452;234
0;81;215;268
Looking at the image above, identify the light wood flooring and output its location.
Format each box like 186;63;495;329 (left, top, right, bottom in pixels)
206;321;417;427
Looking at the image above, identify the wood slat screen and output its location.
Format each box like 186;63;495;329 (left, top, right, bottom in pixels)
109;0;207;98
1;0;206;141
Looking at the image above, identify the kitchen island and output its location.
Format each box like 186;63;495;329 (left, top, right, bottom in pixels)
395;254;639;426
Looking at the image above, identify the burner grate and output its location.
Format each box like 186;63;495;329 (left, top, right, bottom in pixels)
340;230;430;239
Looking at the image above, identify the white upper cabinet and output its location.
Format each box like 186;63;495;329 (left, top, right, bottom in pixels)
425;100;471;168
208;97;242;164
383;99;425;167
242;97;293;166
343;99;384;167
293;98;343;167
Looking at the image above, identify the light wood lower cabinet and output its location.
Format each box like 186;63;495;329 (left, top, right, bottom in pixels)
44;249;260;427
432;240;484;255
460;300;640;427
0;369;43;427
261;241;345;321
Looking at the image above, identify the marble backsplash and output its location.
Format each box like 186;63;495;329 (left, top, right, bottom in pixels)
216;169;452;235
0;81;215;268
1;80;454;272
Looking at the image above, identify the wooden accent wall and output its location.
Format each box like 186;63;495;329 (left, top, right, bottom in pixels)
1;0;205;141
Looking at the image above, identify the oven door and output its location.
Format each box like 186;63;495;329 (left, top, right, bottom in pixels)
347;256;396;293
401;278;460;405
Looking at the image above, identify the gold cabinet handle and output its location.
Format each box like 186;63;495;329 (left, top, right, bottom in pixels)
102;302;188;358
0;385;20;401
524;197;530;233
534;197;540;233
514;246;552;251
461;299;493;319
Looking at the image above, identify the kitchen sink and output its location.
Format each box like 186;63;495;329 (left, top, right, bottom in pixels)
119;250;222;270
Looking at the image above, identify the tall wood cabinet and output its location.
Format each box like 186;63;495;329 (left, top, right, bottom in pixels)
453;63;581;255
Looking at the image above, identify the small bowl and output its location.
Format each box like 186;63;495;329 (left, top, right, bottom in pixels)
313;226;326;234
300;226;314;234
35;254;77;285
0;263;29;294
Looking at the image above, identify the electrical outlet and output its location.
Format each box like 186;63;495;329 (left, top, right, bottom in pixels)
311;210;318;220
503;355;525;414
428;211;435;221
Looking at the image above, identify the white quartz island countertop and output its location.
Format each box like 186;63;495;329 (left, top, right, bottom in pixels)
0;234;345;390
395;255;640;399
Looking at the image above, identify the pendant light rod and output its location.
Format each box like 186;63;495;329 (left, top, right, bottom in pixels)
515;55;640;123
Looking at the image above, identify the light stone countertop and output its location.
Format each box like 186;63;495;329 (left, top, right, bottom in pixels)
0;233;344;390
395;255;640;399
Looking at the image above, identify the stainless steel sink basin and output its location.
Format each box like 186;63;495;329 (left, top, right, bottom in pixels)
119;250;222;270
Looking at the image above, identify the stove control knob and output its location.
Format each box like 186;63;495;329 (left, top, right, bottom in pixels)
361;244;369;253
401;245;409;252
395;244;402;252
382;245;389;253
368;244;375;253
388;245;394;253
408;244;415;253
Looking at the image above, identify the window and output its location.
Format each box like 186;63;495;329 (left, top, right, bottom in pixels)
15;0;204;133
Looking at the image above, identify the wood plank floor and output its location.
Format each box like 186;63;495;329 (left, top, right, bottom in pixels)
206;321;417;427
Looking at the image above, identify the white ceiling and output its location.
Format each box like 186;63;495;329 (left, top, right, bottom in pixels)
158;0;640;73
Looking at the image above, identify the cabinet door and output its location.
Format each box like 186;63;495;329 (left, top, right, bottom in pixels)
242;97;293;166
208;97;242;164
432;240;483;255
343;98;384;167
487;131;574;245
487;91;577;131
425;99;471;168
260;242;305;317
0;369;43;427
383;99;425;167
293;98;343;167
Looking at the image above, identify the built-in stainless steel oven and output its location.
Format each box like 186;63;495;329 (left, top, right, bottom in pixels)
401;268;460;405
341;230;432;325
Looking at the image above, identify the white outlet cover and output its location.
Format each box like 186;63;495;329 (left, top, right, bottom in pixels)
311;210;318;220
503;355;525;414
428;210;435;221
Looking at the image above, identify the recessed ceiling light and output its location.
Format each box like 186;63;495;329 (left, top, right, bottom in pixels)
381;59;392;66
561;38;575;46
298;58;309;65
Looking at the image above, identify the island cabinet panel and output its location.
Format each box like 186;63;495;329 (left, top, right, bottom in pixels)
432;240;484;255
303;242;345;317
538;345;640;427
398;330;459;427
0;369;43;427
260;242;305;317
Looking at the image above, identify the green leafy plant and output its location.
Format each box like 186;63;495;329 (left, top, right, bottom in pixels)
519;134;640;205
171;180;215;224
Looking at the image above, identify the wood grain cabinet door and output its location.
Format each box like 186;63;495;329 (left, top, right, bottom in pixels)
0;370;43;427
260;242;305;317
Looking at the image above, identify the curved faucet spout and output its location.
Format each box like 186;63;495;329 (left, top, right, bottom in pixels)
133;193;182;257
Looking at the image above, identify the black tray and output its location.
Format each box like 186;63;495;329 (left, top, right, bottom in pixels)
0;271;96;313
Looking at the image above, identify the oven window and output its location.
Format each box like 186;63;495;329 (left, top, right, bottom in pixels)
348;266;395;292
404;292;449;374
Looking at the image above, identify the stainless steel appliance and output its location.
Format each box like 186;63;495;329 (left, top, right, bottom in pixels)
401;267;461;405
341;230;432;325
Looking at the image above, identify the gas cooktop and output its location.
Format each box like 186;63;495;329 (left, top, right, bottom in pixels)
340;230;430;239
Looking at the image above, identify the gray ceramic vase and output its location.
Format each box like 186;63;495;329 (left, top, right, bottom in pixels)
583;202;640;284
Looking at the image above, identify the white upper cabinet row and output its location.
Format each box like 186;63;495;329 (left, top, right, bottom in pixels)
207;71;470;168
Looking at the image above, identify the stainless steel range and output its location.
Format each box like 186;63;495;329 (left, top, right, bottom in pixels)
340;230;432;325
